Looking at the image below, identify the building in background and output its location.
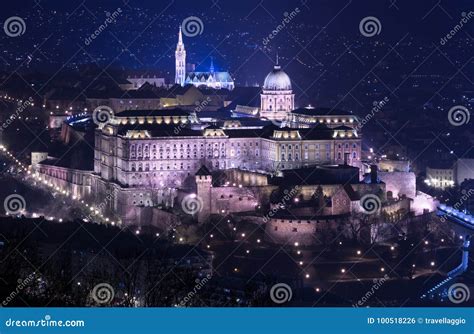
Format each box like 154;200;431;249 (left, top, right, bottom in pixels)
425;158;474;189
126;73;166;90
175;26;186;86
425;162;455;189
288;107;357;128
176;28;234;90
454;158;474;185
378;158;410;173
260;57;294;121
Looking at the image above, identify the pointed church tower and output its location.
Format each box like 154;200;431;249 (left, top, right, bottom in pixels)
209;57;215;73
175;26;186;86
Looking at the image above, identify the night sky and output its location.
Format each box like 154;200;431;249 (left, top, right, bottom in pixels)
0;0;473;107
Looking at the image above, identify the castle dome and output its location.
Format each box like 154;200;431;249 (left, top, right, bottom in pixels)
263;65;292;91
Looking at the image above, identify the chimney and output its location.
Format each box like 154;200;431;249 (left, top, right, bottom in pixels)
344;152;350;165
370;164;378;184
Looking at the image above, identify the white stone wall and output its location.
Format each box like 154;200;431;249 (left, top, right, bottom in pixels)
378;171;416;199
426;167;454;189
94;128;361;190
378;159;410;172
260;90;294;121
31;152;48;166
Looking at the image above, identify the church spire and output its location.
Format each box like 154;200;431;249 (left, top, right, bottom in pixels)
210;57;215;73
175;26;186;86
178;25;183;45
274;52;281;70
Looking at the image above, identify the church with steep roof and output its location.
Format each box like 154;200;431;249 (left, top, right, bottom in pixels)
175;27;235;90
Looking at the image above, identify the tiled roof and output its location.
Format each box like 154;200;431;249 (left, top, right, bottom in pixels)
195;165;211;176
186;72;233;83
